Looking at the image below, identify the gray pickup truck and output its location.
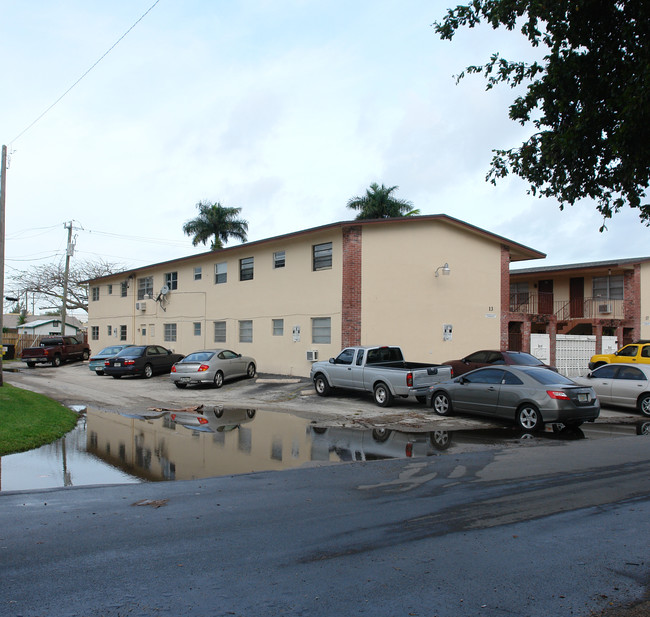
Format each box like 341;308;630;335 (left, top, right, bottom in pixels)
310;345;453;407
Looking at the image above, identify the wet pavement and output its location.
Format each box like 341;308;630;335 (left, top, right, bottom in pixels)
2;404;648;492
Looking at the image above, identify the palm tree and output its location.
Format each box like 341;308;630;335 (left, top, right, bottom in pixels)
183;201;249;250
346;183;419;220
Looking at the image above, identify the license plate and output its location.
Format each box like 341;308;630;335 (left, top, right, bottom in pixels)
180;377;190;382
578;393;589;402
114;362;121;367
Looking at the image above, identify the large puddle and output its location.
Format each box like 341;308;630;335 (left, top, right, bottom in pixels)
1;406;648;492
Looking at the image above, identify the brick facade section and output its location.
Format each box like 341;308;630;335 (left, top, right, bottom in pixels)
623;265;641;342
341;225;362;347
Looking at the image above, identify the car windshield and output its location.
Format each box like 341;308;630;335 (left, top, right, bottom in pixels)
509;352;543;366
100;346;127;355
525;368;575;385
115;346;145;357
182;352;215;363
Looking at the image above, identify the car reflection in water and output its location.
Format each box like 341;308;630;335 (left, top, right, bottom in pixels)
309;426;452;462
168;406;257;433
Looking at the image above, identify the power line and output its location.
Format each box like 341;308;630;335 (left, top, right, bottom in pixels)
10;0;162;145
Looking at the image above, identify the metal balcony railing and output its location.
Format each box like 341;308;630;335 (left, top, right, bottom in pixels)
509;294;625;319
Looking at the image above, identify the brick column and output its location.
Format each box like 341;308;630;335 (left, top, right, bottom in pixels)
341;226;362;347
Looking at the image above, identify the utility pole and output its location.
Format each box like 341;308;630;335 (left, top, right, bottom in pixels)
0;145;7;386
60;221;74;336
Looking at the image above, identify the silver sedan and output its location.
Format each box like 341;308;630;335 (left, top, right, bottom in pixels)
170;349;256;389
426;365;600;431
573;363;650;417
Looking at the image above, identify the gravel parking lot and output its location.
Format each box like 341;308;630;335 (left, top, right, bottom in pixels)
3;359;641;432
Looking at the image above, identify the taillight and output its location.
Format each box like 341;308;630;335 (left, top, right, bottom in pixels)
171;366;176;373
406;372;413;387
171;414;177;421
198;364;210;372
197;417;209;425
547;390;570;400
104;360;110;366
124;360;135;366
405;443;413;457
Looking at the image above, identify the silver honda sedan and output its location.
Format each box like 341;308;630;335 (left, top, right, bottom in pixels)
426;365;599;431
170;349;256;388
573;363;650;417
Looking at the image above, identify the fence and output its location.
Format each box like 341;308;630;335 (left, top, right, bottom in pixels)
531;333;619;377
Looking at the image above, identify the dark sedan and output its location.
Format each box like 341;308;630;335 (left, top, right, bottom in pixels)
103;345;184;379
426;365;599;431
443;349;556;377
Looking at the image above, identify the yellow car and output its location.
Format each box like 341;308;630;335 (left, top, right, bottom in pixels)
589;342;650;369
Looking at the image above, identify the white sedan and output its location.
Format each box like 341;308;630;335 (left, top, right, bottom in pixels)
574;364;650;417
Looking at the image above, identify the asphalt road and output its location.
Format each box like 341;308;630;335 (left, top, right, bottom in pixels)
1;361;649;616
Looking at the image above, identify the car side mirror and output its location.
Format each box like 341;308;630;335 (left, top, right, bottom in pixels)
238;354;242;358
459;376;467;384
587;372;593;379
329;358;335;364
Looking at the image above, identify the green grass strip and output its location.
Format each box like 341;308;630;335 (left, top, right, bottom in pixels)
0;383;78;455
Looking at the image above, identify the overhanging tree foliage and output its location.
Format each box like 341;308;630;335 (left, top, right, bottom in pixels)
9;259;123;314
434;1;650;229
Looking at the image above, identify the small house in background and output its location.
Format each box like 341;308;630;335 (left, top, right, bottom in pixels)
17;318;82;337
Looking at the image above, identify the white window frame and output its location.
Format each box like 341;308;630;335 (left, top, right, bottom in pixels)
215;262;227;284
272;319;284;336
312;317;331;344
164;323;177;342
214;321;226;343
273;251;285;269
239;320;253;343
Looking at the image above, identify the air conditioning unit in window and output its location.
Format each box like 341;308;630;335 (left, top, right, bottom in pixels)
306;350;319;362
136;302;146;311
598;303;612;314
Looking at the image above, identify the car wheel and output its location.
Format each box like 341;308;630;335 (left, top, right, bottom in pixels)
429;430;451;450
52;355;62;367
416;395;427;404
82;350;90;361
214;407;224;418
432;392;452;416
246;409;256;419
26;362;35;368
313;374;331;397
213;371;224;388
112;375;121;379
246;363;256;378
95;370;104;376
592;362;607;369
142;364;153;379
517;404;543;431
636;421;650;435
175;382;187;389
638;393;650;417
371;428;391;442
373;382;394;407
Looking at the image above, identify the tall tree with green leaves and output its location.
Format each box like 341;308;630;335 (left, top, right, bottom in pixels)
183;201;249;250
434;1;650;229
346;183;419;220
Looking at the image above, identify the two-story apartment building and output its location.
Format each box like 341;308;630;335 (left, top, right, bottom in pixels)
507;257;650;368
86;215;544;376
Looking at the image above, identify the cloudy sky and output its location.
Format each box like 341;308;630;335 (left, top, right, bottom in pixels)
1;0;648;310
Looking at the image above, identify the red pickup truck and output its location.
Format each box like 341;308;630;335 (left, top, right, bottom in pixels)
21;336;90;368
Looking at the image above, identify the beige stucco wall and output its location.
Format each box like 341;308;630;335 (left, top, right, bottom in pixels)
88;219;528;377
360;221;502;365
641;262;650;340
88;230;344;376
